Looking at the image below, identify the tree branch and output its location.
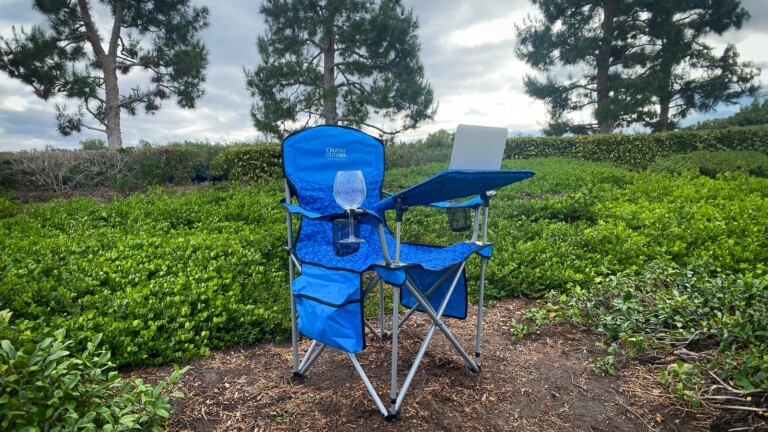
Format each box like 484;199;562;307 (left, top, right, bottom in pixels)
80;123;107;133
76;0;107;63
115;61;142;68
107;2;124;59
83;98;106;126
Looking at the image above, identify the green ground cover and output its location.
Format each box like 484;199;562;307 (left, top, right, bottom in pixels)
1;156;766;394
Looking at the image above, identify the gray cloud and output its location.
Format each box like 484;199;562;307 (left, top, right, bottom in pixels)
0;0;766;151
741;0;768;32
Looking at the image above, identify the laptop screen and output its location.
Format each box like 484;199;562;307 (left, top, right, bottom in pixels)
448;124;508;170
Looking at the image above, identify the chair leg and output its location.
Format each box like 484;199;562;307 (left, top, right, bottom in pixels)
390;285;400;416
348;353;389;416
288;258;300;375
474;257;488;370
297;342;327;376
390;270;479;414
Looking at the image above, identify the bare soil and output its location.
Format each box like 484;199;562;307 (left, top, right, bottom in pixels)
128;298;741;431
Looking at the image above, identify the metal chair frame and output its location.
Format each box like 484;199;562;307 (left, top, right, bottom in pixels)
284;180;494;419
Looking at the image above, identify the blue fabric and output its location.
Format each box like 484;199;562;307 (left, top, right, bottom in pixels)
476;244;493;258
282;125;533;355
377;169;535;211
281;201;384;226
401;266;467;320
283;125;385;215
428;196;484;209
292;264;364;353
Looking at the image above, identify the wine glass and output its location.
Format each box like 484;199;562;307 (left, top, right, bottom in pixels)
333;170;366;243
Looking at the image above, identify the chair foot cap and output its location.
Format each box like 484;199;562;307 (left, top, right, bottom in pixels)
384;411;400;422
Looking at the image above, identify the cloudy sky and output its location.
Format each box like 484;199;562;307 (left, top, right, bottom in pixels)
1;0;767;151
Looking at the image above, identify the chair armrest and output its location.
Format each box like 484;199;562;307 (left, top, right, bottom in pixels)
281;200;384;225
427;196;485;209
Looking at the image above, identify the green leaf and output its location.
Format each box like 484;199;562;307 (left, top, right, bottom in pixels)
1;340;16;359
45;350;70;363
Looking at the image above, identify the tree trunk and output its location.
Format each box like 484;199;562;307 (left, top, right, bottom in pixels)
658;54;672;132
77;0;123;149
103;68;123;149
596;0;615;134
656;13;675;133
658;95;670;131
322;22;337;124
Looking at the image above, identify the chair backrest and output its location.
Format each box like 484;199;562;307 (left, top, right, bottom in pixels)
282;125;385;214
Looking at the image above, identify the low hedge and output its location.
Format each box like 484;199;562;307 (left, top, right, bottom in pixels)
505;126;768;169
4;125;767;192
649;150;768;178
208;145;282;183
0;142;285;193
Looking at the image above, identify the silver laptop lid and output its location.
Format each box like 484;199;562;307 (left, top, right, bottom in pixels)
448;124;508;170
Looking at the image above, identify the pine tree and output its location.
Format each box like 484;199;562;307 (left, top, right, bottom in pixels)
245;0;435;140
0;1;210;149
515;0;761;135
639;0;760;131
515;0;647;135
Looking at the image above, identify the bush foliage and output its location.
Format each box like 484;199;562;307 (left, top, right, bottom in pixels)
506;126;768;169
690;97;768;130
1;157;766;395
208;145;282;183
0;312;188;431
648;150;768;178
1;184;288;365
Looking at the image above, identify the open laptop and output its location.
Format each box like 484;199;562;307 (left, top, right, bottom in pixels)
448;124;508;170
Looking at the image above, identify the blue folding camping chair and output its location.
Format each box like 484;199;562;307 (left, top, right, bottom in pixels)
281;125;534;420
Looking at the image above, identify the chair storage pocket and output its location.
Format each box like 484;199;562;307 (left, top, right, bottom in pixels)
292;266;364;353
446;206;472;232
401;266;468;320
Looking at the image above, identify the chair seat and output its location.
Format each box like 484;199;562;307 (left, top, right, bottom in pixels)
296;235;489;273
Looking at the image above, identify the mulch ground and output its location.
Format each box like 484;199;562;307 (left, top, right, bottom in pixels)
126;297;768;431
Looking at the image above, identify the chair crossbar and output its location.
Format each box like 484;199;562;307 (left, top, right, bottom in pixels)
401;271;477;371
298;342;326;376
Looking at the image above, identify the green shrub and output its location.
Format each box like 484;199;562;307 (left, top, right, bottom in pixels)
386;129;453;168
0;313;188;431
0;195;21;219
80;138;107;151
544;267;768;392
690;97;768;130
648;150;768;178
129;143;227;186
0;184;288;365
2;157;767;394
506;126;768;169
208;145;282;183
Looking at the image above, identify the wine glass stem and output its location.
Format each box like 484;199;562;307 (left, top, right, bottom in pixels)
348;209;354;239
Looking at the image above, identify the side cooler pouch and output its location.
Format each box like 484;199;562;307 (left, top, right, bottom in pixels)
291;264;364;353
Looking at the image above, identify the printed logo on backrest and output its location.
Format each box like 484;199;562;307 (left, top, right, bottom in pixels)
326;147;347;159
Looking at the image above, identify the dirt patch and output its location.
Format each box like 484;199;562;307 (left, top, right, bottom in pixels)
133;298;716;431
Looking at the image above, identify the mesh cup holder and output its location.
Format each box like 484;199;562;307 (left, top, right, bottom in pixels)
446;207;472;232
332;218;361;256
